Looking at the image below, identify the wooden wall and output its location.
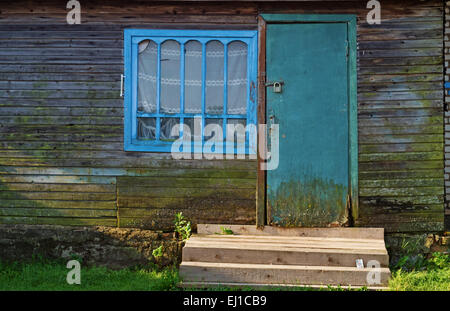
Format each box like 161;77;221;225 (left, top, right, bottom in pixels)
0;0;445;233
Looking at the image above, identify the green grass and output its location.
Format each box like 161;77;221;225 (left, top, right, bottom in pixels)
1;252;449;291
388;252;450;291
0;259;180;291
0;259;361;291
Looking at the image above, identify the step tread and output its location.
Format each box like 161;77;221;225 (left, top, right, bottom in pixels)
186;235;388;253
180;261;391;273
197;224;385;240
180;281;389;291
191;234;387;244
184;244;388;254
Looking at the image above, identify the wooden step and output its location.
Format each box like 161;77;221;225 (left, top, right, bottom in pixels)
180;225;391;288
180;281;389;291
179;262;391;287
183;235;389;267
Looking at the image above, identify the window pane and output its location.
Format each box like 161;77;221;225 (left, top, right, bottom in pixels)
206;40;224;114
184;118;202;143
138;40;157;113
227;41;247;115
161;40;181;114
204;118;223;141
227;119;246;147
160;118;180;141
137;118;156;140
185;40;202;114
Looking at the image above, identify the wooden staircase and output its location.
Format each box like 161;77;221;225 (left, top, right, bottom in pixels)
179;224;391;289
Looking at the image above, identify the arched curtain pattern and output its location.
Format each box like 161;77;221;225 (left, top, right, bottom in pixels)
227;41;247;115
136;38;248;140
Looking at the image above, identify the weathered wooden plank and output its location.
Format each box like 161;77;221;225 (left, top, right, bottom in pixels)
0;81;120;91
358;39;443;49
0;31;122;39
0;124;123;133
0;90;119;99
0;56;123;64
117;176;255;189
0;73;121;83
360;48;442;58
358;82;443;92
119;206;255;230
359;160;443;171
359;56;443;67
360;143;442;154
117;197;253;210
359;151;443;162
0;175;116;184
359;109;442;118
359;100;443;110
359;91;443;101
0;107;122;116
0;208;116;218
360;170;443;180
0;158;251;173
359;116;442;126
0;141;124;150
359;65;442;75
0;191;115;201
0;14;257;26
360;187;444;197
118;187;256;201
0;39;123;49
0;182;115;193
0;163;256;178
358;134;443;144
358;29;442;41
0;216;116;226
355;213;444;233
0;133;121;143
0;99;123;108
360;178;443;188
359;21;443;31
360;196;443;205
0;2;258;15
359;124;442;135
0;64;123;73
0;48;122;57
0;199;116;209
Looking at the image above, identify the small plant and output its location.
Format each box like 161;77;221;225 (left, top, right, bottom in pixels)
220;226;234;235
426;252;449;270
393;254;427;271
152;245;163;258
174;212;191;241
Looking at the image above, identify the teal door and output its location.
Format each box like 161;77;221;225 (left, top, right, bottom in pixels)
265;17;357;227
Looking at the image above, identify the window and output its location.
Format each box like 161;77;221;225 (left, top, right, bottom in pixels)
123;29;258;154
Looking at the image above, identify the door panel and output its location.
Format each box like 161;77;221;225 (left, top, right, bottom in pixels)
266;23;350;227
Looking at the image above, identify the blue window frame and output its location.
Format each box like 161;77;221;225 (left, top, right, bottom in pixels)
123;29;258;153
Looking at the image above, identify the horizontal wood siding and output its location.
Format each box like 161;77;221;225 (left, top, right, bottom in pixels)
0;1;258;230
0;0;445;232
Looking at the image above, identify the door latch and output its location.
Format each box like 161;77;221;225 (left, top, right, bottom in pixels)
265;81;284;93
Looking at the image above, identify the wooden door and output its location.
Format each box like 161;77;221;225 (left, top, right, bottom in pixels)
264;16;357;227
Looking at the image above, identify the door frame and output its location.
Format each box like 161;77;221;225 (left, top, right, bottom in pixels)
256;14;358;227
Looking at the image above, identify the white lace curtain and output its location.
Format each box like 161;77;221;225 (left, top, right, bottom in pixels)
137;39;248;140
